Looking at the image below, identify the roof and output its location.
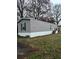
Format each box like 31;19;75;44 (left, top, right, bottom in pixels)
17;18;31;23
17;18;55;24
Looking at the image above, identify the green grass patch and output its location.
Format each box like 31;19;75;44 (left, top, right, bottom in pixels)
17;34;61;59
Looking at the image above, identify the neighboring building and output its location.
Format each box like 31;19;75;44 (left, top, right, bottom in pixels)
18;18;57;37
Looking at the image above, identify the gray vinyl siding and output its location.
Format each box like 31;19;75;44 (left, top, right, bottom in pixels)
18;20;30;33
18;18;57;34
30;19;57;32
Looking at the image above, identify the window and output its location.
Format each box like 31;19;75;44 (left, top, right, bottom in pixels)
23;23;26;31
50;25;52;30
21;24;22;31
21;22;26;32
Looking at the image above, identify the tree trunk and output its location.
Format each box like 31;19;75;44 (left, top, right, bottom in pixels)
55;23;59;34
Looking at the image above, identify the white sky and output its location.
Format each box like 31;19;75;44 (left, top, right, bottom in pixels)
50;0;61;4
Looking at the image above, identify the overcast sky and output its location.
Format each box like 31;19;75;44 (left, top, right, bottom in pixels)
50;0;61;4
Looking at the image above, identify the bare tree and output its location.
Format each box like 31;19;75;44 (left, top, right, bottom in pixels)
53;4;61;25
53;4;61;33
17;0;32;19
17;0;51;20
30;0;51;19
17;0;25;19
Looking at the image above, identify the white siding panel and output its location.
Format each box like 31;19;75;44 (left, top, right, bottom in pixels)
30;31;53;37
18;32;30;37
18;31;53;37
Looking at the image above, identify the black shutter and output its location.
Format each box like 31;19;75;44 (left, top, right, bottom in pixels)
21;24;22;32
23;23;26;32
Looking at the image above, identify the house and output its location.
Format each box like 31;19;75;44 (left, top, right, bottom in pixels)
17;18;57;37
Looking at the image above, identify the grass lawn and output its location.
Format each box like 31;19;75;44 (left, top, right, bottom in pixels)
17;33;61;59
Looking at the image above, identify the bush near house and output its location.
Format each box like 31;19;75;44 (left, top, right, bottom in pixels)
17;34;61;59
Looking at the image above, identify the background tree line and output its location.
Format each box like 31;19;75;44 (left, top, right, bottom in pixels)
17;0;61;31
